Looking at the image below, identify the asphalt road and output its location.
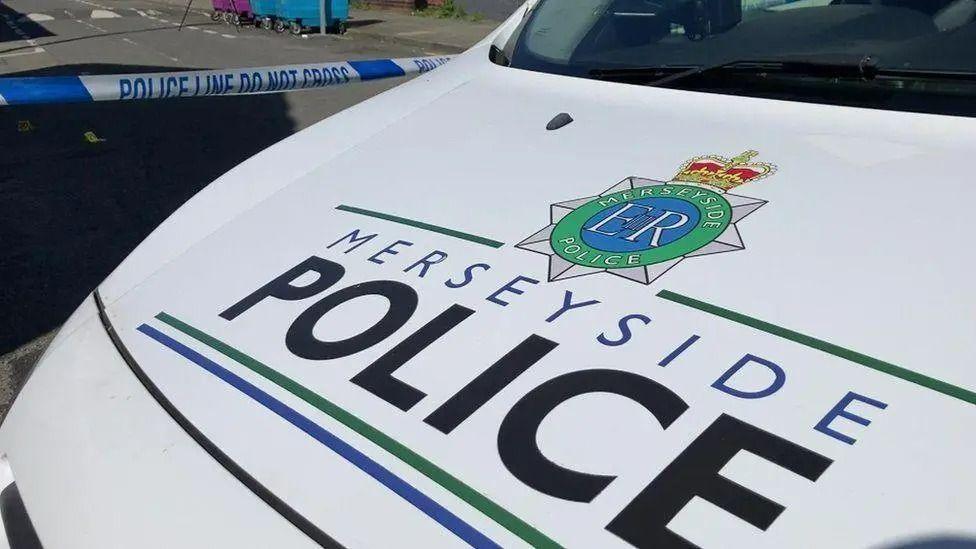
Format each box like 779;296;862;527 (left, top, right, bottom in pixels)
0;0;449;415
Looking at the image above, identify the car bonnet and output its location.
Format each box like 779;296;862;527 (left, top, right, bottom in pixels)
100;62;976;548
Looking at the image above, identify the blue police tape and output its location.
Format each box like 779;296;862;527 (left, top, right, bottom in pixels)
0;55;453;106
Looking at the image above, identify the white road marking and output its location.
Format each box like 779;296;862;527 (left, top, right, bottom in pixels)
90;9;121;19
203;29;217;34
221;33;235;38
110;31;181;63
77;19;107;32
0;46;45;58
19;13;55;22
187;25;200;30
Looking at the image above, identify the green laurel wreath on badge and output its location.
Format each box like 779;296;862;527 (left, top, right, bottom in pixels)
550;184;733;269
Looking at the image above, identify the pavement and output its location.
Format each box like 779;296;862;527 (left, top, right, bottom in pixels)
345;7;499;52
454;0;520;22
0;0;498;415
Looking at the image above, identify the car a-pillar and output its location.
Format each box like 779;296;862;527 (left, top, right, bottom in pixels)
219;255;834;548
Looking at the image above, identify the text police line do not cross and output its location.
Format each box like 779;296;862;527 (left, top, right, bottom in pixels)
0;57;453;106
112;57;451;100
215;243;880;548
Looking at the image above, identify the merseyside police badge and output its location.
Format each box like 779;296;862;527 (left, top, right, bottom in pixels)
516;151;775;285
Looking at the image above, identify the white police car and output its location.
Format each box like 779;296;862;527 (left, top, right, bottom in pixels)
3;0;976;547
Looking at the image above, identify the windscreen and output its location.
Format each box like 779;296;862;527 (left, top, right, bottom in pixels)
508;0;976;115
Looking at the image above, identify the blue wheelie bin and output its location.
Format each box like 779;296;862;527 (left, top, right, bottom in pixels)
276;0;347;35
325;0;349;33
251;0;277;29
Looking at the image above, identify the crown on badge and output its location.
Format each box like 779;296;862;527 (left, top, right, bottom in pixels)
672;150;775;191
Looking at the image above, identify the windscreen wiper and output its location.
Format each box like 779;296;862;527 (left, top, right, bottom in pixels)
591;56;976;87
590;57;880;86
588;64;701;83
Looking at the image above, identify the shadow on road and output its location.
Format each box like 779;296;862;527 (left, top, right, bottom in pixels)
0;3;56;44
345;18;383;29
0;63;297;355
